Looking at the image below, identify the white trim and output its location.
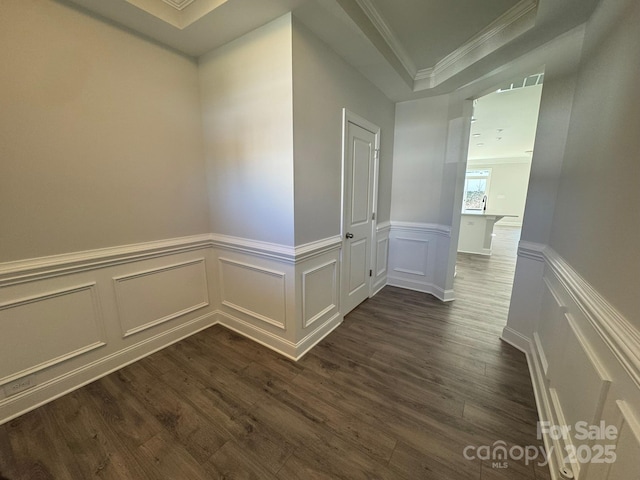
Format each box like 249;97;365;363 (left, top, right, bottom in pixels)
210;233;342;263
518;240;546;262
218;257;287;330
295;235;343;261
210;233;296;262
216;310;342;361
386;276;454;302
543;248;640;389
355;0;538;91
501;325;532;354
376;220;391;233
390;221;451;238
500;331;565;480
112;258;210;337
0;233;343;287
0;283;106;386
415;0;538;89
510;246;640;386
354;0;417;77
0;311;217;426
0;234;212;287
161;0;195;11
302;260;338;329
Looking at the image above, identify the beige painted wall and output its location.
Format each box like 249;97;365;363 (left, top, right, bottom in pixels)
390;95;450;224
468;160;532;227
199;14;295;246
548;0;640;323
291;19;395;245
0;0;209;262
520;71;578;244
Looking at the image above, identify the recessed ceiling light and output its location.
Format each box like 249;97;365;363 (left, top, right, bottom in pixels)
473;133;481;137
525;150;534;154
477;143;484;147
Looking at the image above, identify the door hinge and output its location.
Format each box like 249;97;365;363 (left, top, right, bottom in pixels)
371;212;375;221
369;269;373;277
375;148;380;160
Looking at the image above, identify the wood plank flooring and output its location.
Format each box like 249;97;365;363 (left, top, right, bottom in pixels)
0;226;550;479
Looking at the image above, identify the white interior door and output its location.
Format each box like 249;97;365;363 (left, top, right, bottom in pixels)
342;116;377;315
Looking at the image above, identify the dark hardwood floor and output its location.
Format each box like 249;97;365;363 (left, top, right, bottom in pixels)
0;225;550;479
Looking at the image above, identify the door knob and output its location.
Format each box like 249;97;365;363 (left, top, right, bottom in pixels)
345;232;354;239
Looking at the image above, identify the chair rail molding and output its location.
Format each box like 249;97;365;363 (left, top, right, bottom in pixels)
502;243;640;480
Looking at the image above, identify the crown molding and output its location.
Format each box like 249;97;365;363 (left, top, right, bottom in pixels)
390;221;451;238
161;0;195;11
353;0;417;77
355;0;538;91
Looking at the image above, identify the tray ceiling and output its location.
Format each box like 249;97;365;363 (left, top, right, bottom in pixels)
63;0;600;101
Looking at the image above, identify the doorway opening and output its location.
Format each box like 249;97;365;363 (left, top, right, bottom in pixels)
454;73;544;328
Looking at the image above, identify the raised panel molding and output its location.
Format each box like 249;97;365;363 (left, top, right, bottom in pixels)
387;222;452;301
218;258;287;330
544;248;640;389
302;260;338;329
0;283;106;386
392;237;429;276
0;232;351;424
502;244;640;480
604;401;640;480
375;237;388;277
113;258;209;337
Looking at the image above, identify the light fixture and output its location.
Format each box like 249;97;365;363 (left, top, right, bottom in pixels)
473;133;481;137
525;150;534;154
477;143;485;147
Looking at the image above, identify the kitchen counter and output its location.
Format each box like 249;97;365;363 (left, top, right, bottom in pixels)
458;211;517;255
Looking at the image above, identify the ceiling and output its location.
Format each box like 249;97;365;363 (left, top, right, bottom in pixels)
62;0;600;101
368;0;522;69
467;80;543;162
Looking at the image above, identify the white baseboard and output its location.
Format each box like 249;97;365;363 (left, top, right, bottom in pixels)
0;311;217;425
387;276;454;302
216;310;342;361
504;244;640;480
500;325;531;354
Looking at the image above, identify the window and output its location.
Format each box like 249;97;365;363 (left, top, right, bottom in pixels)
463;169;491;210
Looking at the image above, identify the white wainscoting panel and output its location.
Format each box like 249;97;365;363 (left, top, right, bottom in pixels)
113;258;209;337
302;260;337;329
387;222;451;300
218;257;287;330
0;236;217;425
0;283;105;386
502;243;640;480
604;401;640;480
213;236;343;361
372;221;390;296
392;237;429;276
